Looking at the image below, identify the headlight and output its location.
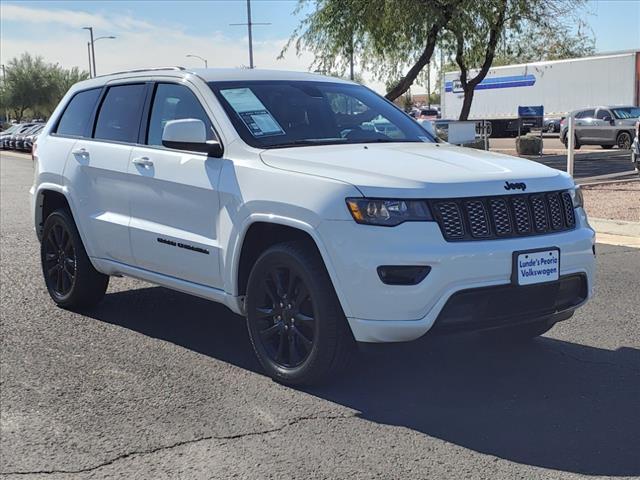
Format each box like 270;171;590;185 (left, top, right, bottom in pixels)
346;198;433;226
571;186;584;209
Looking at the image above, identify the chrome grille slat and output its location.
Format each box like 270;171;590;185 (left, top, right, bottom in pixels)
432;190;576;242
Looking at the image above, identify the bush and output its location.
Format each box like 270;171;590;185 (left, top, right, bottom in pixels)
516;135;543;155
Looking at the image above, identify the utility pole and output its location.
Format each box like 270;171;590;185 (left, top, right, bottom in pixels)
87;42;93;77
1;64;8;123
83;27;96;77
230;0;270;68
427;61;431;109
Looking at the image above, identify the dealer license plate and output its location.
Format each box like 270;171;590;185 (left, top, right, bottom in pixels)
513;248;560;286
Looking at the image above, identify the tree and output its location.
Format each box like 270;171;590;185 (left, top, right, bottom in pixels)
0;53;89;122
283;0;461;101
493;20;595;66
441;0;588;120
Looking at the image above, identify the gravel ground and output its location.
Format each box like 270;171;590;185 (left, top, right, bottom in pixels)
582;181;640;222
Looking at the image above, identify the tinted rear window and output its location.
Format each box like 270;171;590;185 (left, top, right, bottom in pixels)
56;89;101;137
94;84;146;143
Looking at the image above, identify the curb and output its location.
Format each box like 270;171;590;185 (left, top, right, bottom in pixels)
590;218;640;248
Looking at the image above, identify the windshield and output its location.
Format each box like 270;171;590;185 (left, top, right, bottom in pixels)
612;107;640;119
209;80;435;149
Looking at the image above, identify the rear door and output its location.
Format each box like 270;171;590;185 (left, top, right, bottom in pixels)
127;81;224;288
575;109;596;143
65;83;148;265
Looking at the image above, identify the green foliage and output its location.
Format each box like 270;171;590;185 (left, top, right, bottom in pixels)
283;0;458;99
0;53;89;122
493;20;595;66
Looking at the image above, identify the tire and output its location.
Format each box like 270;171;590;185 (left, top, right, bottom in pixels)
41;209;109;309
483;320;555;342
562;133;581;149
601;145;613;149
245;241;353;385
616;131;632;150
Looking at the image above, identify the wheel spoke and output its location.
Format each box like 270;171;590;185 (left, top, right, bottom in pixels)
46;235;58;253
288;332;299;365
292;326;312;352
255;306;275;319
260;322;282;340
294;282;310;306
264;279;279;304
53;225;63;249
294;312;314;323
56;267;63;292
62;269;72;292
287;274;300;299
275;330;286;362
45;252;58;263
47;264;61;278
270;270;286;297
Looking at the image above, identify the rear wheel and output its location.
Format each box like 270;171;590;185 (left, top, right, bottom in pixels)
617;131;632;150
41;209;109;309
246;241;353;385
563;133;581;149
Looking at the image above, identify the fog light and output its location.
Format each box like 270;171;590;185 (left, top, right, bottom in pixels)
377;266;431;285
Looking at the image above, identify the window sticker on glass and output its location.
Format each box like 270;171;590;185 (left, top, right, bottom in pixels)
220;88;285;137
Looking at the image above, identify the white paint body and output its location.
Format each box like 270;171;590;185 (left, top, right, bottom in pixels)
442;51;639;119
32;68;596;342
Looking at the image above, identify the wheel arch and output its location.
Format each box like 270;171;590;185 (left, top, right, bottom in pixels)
230;217;352;318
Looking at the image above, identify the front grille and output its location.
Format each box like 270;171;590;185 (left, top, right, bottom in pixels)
431;190;576;241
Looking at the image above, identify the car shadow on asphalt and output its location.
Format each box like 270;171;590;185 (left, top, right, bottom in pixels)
90;285;640;477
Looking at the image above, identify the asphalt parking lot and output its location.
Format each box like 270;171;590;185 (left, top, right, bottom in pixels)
1;151;639;479
490;136;636;179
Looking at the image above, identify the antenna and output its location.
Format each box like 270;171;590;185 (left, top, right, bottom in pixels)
230;0;271;68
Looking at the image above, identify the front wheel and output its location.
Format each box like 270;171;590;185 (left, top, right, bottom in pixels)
245;241;353;385
41;209;109;309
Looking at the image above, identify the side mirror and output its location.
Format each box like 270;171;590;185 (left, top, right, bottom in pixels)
162;118;223;157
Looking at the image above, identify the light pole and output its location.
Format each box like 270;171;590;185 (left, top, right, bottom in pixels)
86;42;92;76
186;54;208;68
230;0;270;69
1;64;8;123
82;27;115;77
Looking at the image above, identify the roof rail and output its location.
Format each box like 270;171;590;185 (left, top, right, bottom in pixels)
95;66;186;78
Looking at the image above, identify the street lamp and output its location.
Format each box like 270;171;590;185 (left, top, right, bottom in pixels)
82;27;115;77
186;54;208;68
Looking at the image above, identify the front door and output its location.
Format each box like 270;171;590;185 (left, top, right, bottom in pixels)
128;82;224;289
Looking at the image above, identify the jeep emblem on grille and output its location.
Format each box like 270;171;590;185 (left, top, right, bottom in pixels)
504;181;527;191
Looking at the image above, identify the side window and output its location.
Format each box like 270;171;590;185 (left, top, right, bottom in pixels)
147;83;214;147
94;84;147;143
56;88;101;137
595;109;611;120
577;109;595;119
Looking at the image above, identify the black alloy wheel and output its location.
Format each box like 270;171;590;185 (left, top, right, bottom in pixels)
246;241;353;385
41;209;109;308
43;219;77;299
252;265;317;368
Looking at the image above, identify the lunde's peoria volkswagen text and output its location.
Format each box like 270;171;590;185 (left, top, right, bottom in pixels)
31;67;596;385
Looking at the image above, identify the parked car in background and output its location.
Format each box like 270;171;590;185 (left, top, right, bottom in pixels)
632;118;640;175
543;117;561;133
561;106;638;150
0;124;23;148
20;124;45;152
2;123;38;149
419;108;439;120
14;124;44;151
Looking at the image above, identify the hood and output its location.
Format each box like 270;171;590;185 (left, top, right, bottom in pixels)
260;142;573;198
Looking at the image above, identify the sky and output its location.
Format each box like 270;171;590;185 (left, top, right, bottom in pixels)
1;0;639;94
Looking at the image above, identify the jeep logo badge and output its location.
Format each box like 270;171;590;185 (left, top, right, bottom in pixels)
504;181;527;191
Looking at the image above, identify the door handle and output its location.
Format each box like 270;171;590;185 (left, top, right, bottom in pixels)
132;156;154;168
72;147;89;157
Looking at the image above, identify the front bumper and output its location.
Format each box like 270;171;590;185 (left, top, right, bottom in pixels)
318;207;595;342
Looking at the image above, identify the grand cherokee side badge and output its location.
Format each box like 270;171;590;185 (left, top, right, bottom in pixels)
504;181;526;191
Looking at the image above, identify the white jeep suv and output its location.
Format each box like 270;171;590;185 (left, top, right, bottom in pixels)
31;67;596;384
